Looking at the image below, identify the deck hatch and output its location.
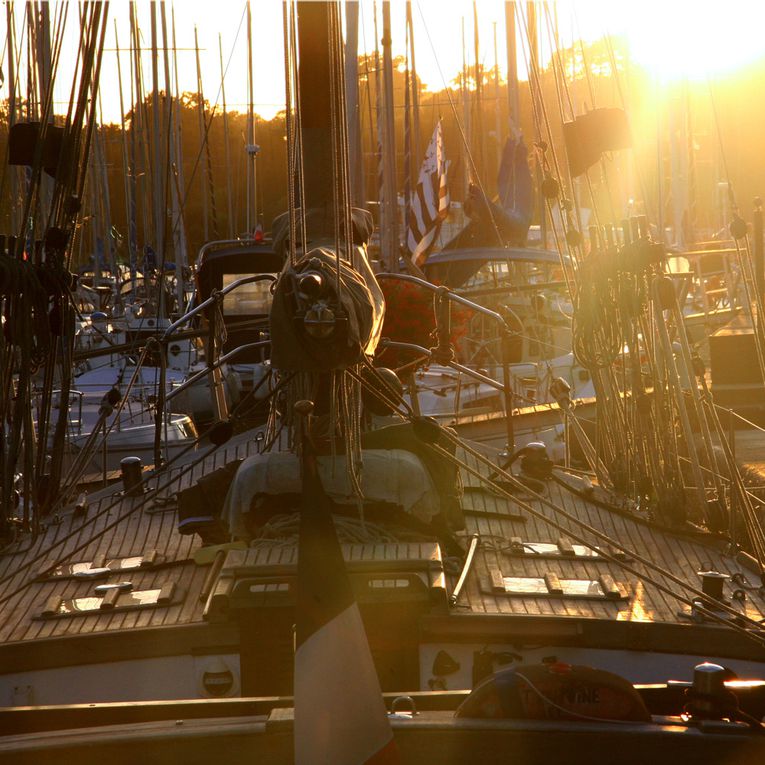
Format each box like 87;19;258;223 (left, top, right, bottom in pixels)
37;585;179;618
39;550;165;580
505;539;603;560
499;575;628;600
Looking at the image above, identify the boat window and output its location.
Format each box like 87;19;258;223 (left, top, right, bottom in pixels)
61;597;103;614
462;394;503;411
462;261;510;290
176;420;197;439
222;274;274;315
461;259;558;292
249;583;290;593
368;579;411;589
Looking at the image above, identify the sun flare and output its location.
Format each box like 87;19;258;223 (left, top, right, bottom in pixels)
605;1;765;81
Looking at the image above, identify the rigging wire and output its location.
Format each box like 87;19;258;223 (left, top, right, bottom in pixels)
353;364;765;648
0;368;296;618
164;3;249;251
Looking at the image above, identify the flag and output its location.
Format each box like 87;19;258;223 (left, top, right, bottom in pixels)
406;121;450;267
496;132;532;236
253;216;264;243
294;448;398;765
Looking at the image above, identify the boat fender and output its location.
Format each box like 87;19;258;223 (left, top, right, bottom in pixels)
654;277;676;311
566;228;583;248
520;442;553;480
456;662;650;722
177;459;243;542
411;415;442;444
541;175;560;200
730;215;748;241
209;419;234;446
361;366;403;415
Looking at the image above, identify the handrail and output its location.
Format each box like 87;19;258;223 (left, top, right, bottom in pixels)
162;274;277;340
379;340;508;394
165;341;271;403
713;402;765;435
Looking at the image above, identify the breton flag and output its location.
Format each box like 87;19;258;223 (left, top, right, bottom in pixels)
294;447;398;765
406;120;450;267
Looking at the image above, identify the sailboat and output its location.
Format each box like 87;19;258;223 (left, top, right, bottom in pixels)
1;2;765;763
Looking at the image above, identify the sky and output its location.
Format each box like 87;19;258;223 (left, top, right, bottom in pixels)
5;0;765;125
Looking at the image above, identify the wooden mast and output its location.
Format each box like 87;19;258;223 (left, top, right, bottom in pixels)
344;0;363;208
297;1;335;224
380;1;399;270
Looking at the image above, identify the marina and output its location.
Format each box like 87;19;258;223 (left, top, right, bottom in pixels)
1;1;765;763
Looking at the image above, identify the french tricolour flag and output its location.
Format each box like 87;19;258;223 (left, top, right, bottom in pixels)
295;450;399;765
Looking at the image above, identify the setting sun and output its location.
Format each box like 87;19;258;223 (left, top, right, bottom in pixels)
572;0;765;81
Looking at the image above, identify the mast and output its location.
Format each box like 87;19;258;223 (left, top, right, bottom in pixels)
6;2;18;232
373;0;384;224
33;0;53;226
150;3;164;266
472;0;484;178
669;84;690;248
406;0;420;160
114;24;138;290
526;0;545;247
344;0;363;207
194;27;209;243
130;2;151;260
87;142;101;287
95;97;115;280
493;21;502;171
287;10;394;761
219;34;235;238
170;5;189;308
246;1;258;234
504;2;520;124
297;0;334;220
380;1;399;270
461;17;470;196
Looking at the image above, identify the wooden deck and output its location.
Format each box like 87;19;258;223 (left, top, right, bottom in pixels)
0;430;263;645
0;425;764;668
